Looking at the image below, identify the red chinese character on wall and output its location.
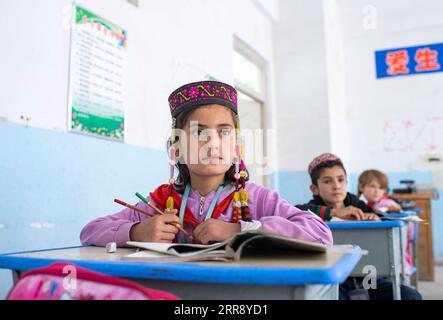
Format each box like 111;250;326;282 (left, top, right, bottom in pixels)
415;47;440;72
386;50;410;75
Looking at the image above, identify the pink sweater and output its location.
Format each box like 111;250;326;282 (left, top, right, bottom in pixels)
80;182;333;246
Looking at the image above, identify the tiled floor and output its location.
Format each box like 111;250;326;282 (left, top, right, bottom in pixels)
418;265;443;300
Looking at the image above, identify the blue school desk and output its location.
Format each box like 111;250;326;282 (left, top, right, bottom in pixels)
327;220;408;300
0;245;362;300
383;212;422;288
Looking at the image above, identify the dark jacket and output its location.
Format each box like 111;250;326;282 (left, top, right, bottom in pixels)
295;193;374;221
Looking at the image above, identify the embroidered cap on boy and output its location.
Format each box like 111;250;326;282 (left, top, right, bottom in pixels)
308;153;343;176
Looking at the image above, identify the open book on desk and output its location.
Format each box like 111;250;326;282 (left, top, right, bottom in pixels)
379;213;425;223
330;215;424;223
123;231;362;263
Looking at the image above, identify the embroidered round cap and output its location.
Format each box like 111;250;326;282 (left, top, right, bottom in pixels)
308;153;343;175
168;81;238;117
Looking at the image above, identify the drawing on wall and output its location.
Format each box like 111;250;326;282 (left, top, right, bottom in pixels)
383;117;443;152
68;5;127;141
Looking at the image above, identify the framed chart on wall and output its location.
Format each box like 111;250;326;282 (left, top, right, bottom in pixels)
67;4;127;141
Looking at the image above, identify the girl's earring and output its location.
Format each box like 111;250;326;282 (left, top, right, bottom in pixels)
168;144;176;184
175;148;185;164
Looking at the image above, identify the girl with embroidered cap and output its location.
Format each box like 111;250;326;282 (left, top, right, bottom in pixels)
80;81;332;246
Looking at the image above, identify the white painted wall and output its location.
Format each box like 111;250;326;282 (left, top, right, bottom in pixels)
326;0;443;260
254;0;280;22
273;0;443;259
274;0;443;173
329;0;443;173
273;0;331;172
323;0;351;167
0;0;279;170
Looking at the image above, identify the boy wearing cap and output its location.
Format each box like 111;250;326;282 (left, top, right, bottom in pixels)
295;153;422;300
296;153;379;221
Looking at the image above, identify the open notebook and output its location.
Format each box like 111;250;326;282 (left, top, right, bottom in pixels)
379;213;425;222
123;231;358;263
330;214;424;223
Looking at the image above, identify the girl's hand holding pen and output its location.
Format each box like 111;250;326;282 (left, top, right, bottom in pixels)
129;213;180;243
114;198;192;241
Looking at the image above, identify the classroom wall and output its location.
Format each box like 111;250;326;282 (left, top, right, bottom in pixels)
330;0;443;173
0;0;279;298
329;0;443;260
273;0;443;260
273;0;331;172
1;0;441;298
271;0;331;200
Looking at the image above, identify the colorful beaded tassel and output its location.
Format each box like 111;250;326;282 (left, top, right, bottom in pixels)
232;117;251;222
167;118;177;211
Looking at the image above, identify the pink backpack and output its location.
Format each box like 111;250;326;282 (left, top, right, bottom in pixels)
7;262;179;300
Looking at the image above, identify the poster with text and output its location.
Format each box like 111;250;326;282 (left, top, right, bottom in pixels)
68;5;127;141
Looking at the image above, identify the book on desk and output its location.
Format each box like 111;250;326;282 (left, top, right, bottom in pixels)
123;231;361;263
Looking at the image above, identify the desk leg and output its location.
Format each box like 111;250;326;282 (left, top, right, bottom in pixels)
389;228;402;300
412;231;419;289
293;284;338;300
399;225;409;286
11;270;20;285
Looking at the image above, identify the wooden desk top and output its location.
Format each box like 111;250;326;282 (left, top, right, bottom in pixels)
392;193;436;200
